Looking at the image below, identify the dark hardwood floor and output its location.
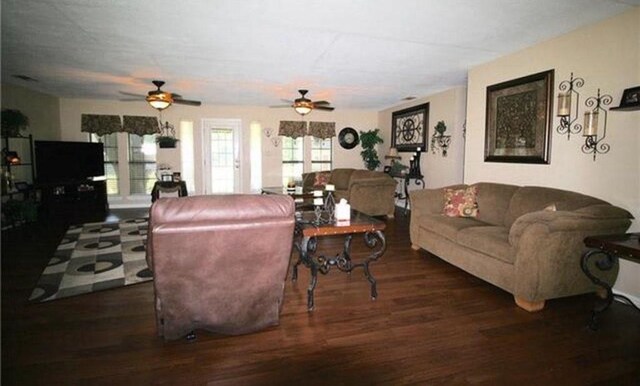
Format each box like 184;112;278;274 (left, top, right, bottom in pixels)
2;207;639;385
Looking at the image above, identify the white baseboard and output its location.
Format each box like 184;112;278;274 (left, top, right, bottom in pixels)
613;290;640;307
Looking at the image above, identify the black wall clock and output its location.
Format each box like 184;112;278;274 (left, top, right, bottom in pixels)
338;127;359;149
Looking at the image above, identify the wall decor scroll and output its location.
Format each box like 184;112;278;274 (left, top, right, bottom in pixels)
391;103;429;152
484;70;554;164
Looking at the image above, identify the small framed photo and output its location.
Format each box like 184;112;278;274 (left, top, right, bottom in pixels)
172;172;181;182
161;174;173;182
619;86;640;107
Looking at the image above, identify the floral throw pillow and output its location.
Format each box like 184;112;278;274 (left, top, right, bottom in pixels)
443;186;479;217
314;171;331;188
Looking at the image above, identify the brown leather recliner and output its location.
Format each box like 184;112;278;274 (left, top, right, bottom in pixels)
146;194;295;340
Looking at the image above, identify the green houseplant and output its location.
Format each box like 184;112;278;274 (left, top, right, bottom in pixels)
1;109;29;137
359;129;384;170
156;135;179;149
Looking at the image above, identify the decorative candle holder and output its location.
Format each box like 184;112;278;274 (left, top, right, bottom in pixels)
581;88;612;161
324;190;335;221
556;72;585;140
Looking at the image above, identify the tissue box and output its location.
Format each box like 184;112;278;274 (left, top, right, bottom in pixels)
335;202;351;221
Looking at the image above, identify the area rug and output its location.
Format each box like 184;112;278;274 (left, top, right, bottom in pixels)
29;218;152;302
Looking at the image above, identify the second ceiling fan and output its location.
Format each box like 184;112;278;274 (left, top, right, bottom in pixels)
271;89;335;116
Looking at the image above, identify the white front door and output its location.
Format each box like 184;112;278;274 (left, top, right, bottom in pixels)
202;119;241;194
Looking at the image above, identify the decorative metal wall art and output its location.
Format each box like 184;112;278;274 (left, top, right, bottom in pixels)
582;88;612;161
431;120;451;157
556;72;585;140
391;103;429;152
484;70;554;164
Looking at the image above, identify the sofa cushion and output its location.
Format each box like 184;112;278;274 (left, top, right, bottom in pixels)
504;186;606;228
418;213;487;242
330;168;355;190
456;226;515;265
443;186;479;217
473;183;519;226
313;171;331;188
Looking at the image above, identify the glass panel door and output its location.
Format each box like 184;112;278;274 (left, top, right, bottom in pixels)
202;119;241;194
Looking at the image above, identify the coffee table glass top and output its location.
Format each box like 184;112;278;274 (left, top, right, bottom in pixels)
261;186;314;199
295;210;385;237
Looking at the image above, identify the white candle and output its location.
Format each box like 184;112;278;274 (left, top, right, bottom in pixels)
417;147;421;152
583;111;598;136
313;198;323;206
410;156;414;161
313;190;322;197
557;92;571;117
325;184;335;191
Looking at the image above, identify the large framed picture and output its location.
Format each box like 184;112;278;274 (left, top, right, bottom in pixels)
392;103;429;152
485;70;554;164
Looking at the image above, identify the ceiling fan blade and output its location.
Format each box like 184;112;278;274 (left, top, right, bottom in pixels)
171;93;183;99
119;98;143;102
312;100;330;105
119;91;146;98
173;99;201;106
280;99;294;104
314;106;335;111
270;104;293;108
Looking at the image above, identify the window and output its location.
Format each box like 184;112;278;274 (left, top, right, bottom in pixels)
311;137;332;172
282;136;303;186
90;133;119;195
128;134;157;194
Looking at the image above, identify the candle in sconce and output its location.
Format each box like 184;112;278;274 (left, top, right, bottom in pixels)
325;184;335;192
313;190;323;197
583;111;599;136
313;198;324;206
417;147;421;152
557;92;571;117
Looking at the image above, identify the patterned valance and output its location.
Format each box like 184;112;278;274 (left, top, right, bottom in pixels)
122;115;160;136
278;120;307;139
308;121;336;139
81;114;122;136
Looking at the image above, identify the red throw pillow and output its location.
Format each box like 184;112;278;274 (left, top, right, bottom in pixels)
443;186;479;217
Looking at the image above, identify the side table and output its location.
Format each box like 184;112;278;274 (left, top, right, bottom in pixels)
581;233;640;329
389;172;425;215
151;181;188;202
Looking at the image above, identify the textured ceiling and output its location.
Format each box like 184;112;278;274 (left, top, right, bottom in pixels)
2;0;638;110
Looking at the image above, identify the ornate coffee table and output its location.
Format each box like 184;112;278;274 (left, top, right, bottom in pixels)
292;210;386;310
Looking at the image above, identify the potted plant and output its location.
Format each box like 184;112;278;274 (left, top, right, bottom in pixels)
156;135;179;149
1;109;29;137
359;128;384;170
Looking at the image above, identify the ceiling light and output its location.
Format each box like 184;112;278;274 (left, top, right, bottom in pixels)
146;93;173;110
294;106;312;116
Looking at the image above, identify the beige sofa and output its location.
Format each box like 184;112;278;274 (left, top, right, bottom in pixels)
302;168;397;217
410;183;633;311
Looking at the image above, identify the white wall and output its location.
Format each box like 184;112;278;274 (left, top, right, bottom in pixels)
58;98;377;198
464;8;640;300
378;86;467;206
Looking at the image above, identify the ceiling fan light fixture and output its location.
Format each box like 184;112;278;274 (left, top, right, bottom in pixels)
146;94;173;111
294;105;312;116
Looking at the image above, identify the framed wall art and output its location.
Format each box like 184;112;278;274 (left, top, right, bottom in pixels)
391;103;429;152
485;70;554;164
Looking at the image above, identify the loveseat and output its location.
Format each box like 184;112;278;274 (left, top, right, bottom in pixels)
302;168;397;217
410;182;633;311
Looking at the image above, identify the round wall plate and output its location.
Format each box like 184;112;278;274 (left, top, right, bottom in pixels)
338;127;359;149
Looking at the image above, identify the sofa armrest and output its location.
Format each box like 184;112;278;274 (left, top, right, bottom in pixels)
509;208;633;247
347;176;397;216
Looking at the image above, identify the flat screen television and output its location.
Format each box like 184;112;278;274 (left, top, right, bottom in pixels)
35;141;105;183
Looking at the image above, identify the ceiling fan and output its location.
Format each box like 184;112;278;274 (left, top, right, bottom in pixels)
271;89;335;116
120;80;202;111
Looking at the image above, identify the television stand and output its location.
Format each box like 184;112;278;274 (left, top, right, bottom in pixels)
39;179;108;218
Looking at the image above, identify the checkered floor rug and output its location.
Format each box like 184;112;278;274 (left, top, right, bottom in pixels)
29;218;152;302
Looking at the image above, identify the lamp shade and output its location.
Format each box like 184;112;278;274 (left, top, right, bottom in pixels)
385;147;400;159
583;111;598;136
146;94;173;110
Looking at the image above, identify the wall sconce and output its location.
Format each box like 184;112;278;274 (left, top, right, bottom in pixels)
263;127;281;147
582;89;612;161
556;72;584;140
430;121;451;157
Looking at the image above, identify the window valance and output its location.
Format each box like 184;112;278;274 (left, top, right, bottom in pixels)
308;121;336;139
122;115;160;136
81;114;122;136
278;120;307;139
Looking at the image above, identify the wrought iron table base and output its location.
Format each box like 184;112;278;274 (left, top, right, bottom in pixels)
292;231;386;311
581;249;640;330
